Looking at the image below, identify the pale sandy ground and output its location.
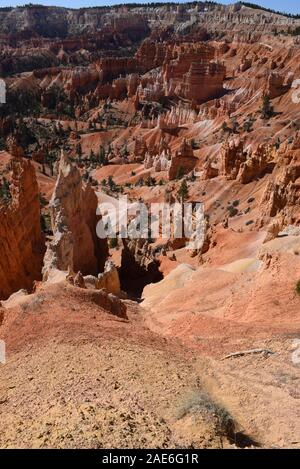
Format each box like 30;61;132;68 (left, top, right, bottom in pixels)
0;262;299;448
141;232;300;448
0;283;242;449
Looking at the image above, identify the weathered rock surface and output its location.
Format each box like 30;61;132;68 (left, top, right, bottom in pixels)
43;151;108;280
168;140;198;180
96;260;121;295
221;140;275;184
0;156;45;300
163;43;225;104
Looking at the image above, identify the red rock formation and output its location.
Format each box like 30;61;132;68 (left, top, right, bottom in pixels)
132;138;148;162
163;43;225;104
135;39;166;72
265;71;290;99
0;156;45;300
96;260;121;295
98;57;139;83
6;136;25;159
179;59;226;104
133;41;226;104
168;140;197;180
237;144;276;184
220;139;247;180
43;152;108;280
127;73;139;97
239;56;252;72
202;159;219;179
221;140;276;184
259;158;300;226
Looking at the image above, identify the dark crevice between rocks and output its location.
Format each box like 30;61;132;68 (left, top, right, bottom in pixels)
119;239;163;300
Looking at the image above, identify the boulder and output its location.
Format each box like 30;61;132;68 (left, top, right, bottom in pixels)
96;260;121;295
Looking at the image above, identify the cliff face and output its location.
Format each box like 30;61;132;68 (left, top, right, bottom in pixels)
133;41;226;104
180;60;226;104
0;156;45;300
43;152;108;280
135;39;166;72
0;4;298;41
162;43;225;104
0;6;149;39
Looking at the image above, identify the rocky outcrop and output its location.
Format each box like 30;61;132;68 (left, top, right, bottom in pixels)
96;260;121;295
97;57;139;83
220;139;247;180
265;71;292;99
168;139;197;180
237;144;276;184
144;149;171;173
239;56;252;72
135;39;166;72
258;161;300;227
132;138;148;162
0;156;45;300
143;137;171;172
179;59;226;104
43;151;108;280
221;140;275;184
163;43;225;104
6;135;25;159
134;41;225;105
202;159;219;179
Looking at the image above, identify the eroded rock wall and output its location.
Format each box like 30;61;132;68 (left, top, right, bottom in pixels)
0;156;45;300
43;152;108;280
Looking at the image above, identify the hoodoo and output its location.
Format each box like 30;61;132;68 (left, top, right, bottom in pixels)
0;154;44;299
43;151;108;281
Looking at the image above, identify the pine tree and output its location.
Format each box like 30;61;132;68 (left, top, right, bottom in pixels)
98;145;106;165
76;142;82;160
176;166;185;180
108;175;116;191
261;95;274;119
177;179;189;203
89;149;96;163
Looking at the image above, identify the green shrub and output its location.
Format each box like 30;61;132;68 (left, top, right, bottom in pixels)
260;95;274;120
0;178;11;203
176;166;185;180
177;179;189;202
40;213;52;234
228;206;238;217
109;238;119;249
